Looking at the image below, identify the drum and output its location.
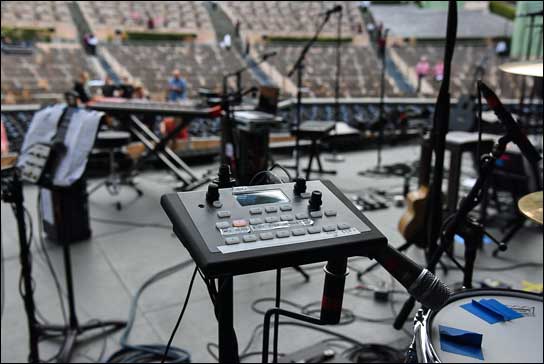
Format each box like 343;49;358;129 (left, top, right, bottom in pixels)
413;289;543;363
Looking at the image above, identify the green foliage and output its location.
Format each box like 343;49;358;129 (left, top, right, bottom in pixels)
1;26;53;42
124;31;197;42
489;1;516;21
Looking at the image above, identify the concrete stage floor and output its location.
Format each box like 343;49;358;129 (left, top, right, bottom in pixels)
1;144;542;363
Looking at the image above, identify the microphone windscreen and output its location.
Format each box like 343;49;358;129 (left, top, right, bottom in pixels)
409;270;451;310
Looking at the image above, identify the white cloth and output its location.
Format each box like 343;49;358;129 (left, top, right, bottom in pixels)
53;108;103;186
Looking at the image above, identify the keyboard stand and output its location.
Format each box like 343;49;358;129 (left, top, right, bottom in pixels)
126;115;210;191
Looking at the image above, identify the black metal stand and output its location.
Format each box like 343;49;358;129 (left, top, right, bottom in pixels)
1;169;126;363
283;12;336;178
393;135;512;329
2;170;41;362
217;276;239;363
359;29;390;177
38;239;127;363
325;8;345;164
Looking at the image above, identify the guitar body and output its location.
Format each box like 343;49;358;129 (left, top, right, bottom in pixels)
398;135;433;247
398;185;429;247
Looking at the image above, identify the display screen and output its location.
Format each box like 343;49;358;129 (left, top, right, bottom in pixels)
235;190;289;206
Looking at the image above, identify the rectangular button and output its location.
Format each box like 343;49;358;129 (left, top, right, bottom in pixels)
232;219;248;227
265;216;280;223
296;213;309;220
291;228;306;236
276;230;290;238
225;237;240;245
280;214;294;221
216;221;230;229
265;206;278;213
217;211;231;218
259;232;274;240
307;226;321;234
243;234;258;243
250;207;263;215
280;204;292;211
310;211;323;218
249;218;264;225
323;225;336;232
324;210;337;217
338;223;351;230
300;192;311;199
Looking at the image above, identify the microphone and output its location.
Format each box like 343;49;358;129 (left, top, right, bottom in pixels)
320;258;348;324
318;5;342;16
261;51;277;61
372;245;451;311
478;81;542;165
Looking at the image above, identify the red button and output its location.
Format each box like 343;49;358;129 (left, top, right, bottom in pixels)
232;219;248;227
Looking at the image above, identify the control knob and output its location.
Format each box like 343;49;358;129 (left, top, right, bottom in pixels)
206;183;220;204
293;177;307;195
308;190;322;211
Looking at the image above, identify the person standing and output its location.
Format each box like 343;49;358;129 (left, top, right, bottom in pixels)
87;34;98;55
73;71;91;103
415;56;430;93
167;70;187;101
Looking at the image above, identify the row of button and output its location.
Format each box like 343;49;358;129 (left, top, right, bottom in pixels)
249;204;293;215
224;223;351;245
218;208;337;219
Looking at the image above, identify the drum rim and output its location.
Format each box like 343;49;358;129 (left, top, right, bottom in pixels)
424;288;543;362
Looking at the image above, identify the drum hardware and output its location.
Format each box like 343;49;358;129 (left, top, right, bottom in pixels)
394;80;542;330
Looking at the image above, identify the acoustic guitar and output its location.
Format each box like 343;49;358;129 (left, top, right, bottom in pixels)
398;135;432;246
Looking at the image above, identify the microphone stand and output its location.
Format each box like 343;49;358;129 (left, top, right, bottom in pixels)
394;134;513;329
325;7;345;163
284;11;336;178
359;29;390;176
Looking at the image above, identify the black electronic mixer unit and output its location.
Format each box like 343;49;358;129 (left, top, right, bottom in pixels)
161;179;387;277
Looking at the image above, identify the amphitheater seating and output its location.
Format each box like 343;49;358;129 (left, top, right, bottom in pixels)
393;44;529;99
1;1;77;39
1;45;100;103
104;44;254;100
78;1;213;36
221;1;366;37
1;1;73;25
258;44;402;98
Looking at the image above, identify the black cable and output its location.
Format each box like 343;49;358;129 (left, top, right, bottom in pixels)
36;190;68;326
269;163;293;181
161;266;198;363
107;260;193;363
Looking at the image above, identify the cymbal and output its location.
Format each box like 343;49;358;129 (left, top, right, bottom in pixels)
518;191;543;225
499;61;543;77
